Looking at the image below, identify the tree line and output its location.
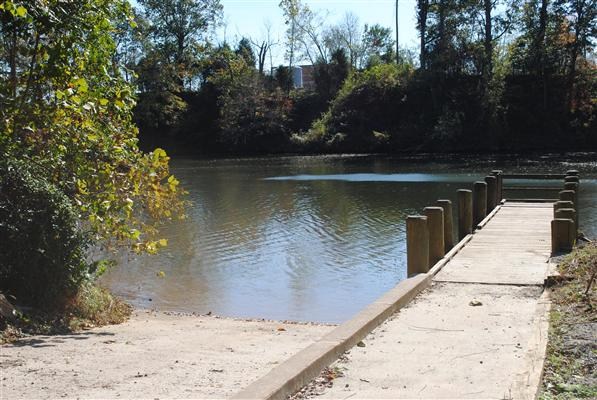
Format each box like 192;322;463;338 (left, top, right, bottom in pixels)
123;0;595;155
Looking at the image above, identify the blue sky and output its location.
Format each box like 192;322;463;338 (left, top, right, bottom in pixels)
217;0;419;65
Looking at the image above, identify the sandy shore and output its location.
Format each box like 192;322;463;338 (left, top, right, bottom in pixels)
0;310;334;399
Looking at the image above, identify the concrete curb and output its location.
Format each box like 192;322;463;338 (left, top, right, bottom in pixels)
231;274;430;400
232;274;432;400
511;289;552;399
477;205;502;230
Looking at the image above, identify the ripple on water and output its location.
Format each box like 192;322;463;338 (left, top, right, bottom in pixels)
101;155;597;323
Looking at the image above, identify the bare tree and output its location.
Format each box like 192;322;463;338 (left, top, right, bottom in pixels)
249;20;278;75
324;12;363;68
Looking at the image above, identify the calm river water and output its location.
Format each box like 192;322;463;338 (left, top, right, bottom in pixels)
102;154;597;323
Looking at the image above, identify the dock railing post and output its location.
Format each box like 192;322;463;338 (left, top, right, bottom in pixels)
551;218;575;254
555;208;577;235
563;174;580;232
407;216;429;276
457;189;473;240
553;201;574;218
566;170;579;177
559;190;576;207
485;175;497;212
437;199;454;252
424;207;445;267
491;170;503;203
473;181;488;227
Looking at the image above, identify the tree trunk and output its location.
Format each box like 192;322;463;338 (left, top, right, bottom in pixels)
567;0;587;111
438;0;446;71
538;0;548;109
484;0;493;82
10;24;18;97
418;0;429;69
258;42;266;75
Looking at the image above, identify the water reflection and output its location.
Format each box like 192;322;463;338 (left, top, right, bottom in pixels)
102;154;597;323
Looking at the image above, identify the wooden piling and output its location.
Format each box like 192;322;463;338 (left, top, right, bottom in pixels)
424;207;445;267
566;170;579;177
564;182;579;192
457;189;473;240
485;176;497;212
555;208;577;234
551;218;575;253
553;201;574;218
407;216;429;276
491;170;503;203
436;199;454;252
559;190;575;207
563;182;579;207
473;181;488;227
565;176;580;184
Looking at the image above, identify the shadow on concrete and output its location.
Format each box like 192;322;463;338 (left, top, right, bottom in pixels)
6;331;115;348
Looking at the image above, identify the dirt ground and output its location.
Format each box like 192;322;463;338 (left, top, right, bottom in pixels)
0;310;334;399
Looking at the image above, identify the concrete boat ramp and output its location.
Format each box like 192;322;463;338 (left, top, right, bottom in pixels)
236;202;553;400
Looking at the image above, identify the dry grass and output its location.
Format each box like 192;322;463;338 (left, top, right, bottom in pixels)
1;283;131;344
540;242;597;399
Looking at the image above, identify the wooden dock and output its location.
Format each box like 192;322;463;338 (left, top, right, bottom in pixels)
436;202;553;286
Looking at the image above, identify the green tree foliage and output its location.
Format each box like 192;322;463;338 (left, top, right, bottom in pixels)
302;63;415;152
207;45;292;152
235;37;257;68
313;48;350;101
0;160;89;310
0;0;186;259
138;0;222;88
279;0;303;68
362;24;396;67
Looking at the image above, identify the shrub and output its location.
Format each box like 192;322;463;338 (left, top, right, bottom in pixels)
302;63;414;152
0;159;90;311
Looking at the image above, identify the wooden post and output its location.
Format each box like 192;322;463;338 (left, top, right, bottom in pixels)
437;199;454;252
566;170;579;177
457;189;473;240
564;182;579;192
559;190;575;207
555;208;577;234
407;216;429;276
491;170;503;203
553;201;574;218
473;181;488;227
564;182;579;207
424;207;444;267
551;218;575;254
485;175;497;212
565;176;580;184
